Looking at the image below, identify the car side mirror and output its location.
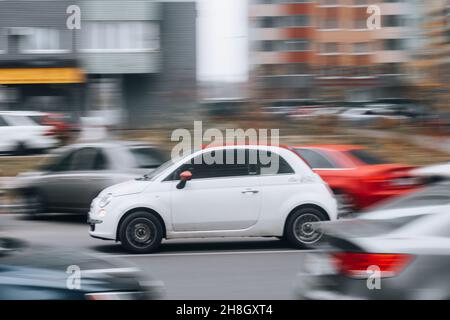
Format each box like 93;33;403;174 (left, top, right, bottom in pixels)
177;171;192;189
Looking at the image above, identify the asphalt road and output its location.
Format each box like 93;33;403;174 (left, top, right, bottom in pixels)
0;213;308;299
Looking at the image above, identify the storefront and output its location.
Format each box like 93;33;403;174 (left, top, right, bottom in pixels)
0;66;85;115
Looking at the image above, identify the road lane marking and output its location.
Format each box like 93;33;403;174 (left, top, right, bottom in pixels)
101;249;312;259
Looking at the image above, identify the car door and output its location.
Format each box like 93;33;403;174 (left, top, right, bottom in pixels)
37;150;77;209
67;147;114;210
256;151;301;218
169;149;262;232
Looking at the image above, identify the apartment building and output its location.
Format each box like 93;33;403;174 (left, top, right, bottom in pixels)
411;0;450;112
250;0;418;104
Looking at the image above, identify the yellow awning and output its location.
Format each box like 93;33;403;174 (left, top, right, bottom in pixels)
0;67;85;84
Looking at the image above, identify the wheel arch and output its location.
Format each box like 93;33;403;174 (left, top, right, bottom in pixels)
116;207;167;241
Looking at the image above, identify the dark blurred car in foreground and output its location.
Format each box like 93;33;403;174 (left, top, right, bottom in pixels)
11;141;167;214
357;181;450;220
295;208;450;300
291;145;422;215
0;237;161;300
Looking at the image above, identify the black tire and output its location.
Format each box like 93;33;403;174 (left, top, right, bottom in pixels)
15;142;28;156
285;206;327;249
119;211;163;254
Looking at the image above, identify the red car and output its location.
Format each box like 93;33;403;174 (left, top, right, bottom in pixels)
289;145;423;214
30;112;79;142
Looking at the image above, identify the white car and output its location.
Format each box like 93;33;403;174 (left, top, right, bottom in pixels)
0;111;58;154
339;107;408;123
412;162;450;181
88;145;338;253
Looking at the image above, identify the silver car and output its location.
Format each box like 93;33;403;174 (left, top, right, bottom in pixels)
295;208;450;300
12;141;167;214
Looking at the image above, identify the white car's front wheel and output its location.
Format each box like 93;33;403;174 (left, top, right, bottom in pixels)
119;212;163;254
285;207;327;248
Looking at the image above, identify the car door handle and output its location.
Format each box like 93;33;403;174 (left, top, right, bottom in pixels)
241;189;259;194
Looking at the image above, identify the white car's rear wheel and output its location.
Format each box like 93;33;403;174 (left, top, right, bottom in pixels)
119;212;163;254
285;207;327;248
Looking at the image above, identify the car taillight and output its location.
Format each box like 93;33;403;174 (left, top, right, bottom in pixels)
332;252;413;278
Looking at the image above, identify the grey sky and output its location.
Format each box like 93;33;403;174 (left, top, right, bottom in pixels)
197;0;248;82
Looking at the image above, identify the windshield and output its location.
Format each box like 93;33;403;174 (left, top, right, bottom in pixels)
137;151;193;182
129;147;167;169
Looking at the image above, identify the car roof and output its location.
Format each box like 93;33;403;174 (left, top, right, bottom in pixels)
291;145;365;152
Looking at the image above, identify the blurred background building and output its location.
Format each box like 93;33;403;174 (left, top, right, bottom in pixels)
0;0;449;129
0;0;196;128
249;0;420;105
0;0;84;114
411;0;450;115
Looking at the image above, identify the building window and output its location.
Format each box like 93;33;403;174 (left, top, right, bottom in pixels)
384;39;405;51
320;0;340;5
320;42;339;54
258;0;314;3
383;15;405;27
354;19;367;29
257;15;310;28
0;29;6;53
81;21;160;52
381;63;403;75
259;63;310;76
321;18;339;29
19;28;69;53
260;40;309;52
353;42;370;53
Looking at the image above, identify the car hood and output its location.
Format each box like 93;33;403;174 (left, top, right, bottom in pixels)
100;179;149;197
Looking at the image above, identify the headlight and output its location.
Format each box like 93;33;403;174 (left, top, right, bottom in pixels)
99;193;113;208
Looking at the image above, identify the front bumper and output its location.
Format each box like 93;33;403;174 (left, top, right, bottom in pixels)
88;199;117;240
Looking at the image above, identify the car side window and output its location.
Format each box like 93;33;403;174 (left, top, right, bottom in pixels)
93;150;109;170
70;148;101;171
256;151;295;175
130;147;167;169
49;151;75;172
294;148;337;169
168;149;258;181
